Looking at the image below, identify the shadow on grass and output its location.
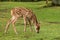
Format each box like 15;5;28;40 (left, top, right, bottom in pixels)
42;20;60;24
37;4;60;10
47;21;60;24
53;37;60;40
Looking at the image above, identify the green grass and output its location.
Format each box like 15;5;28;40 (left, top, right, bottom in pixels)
0;1;60;40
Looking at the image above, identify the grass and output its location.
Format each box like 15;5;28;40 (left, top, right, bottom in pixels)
0;1;60;40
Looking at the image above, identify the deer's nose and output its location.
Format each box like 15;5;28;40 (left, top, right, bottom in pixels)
36;31;39;33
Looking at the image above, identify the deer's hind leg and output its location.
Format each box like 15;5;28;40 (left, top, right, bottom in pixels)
12;16;18;34
4;16;18;34
4;17;13;34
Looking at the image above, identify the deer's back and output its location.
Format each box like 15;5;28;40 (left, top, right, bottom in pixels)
11;7;34;18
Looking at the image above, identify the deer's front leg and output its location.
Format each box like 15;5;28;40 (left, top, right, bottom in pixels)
28;19;33;32
23;17;27;32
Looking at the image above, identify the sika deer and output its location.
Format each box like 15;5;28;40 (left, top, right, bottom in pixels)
4;7;40;34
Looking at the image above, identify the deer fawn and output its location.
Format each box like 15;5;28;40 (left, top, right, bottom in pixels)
4;7;40;34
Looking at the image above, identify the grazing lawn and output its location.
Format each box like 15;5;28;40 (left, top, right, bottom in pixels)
0;1;60;40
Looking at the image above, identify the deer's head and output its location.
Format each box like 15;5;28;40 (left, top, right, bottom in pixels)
35;23;40;33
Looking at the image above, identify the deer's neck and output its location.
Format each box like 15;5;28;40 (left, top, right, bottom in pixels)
32;15;38;25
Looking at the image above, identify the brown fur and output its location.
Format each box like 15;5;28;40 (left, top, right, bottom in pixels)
4;7;40;34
